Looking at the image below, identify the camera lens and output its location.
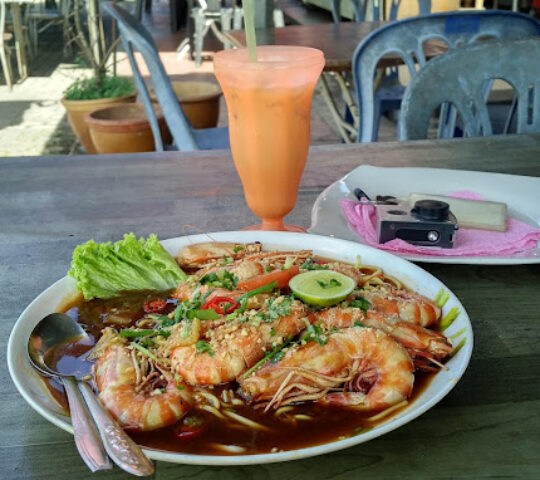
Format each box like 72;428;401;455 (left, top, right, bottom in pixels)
412;200;450;221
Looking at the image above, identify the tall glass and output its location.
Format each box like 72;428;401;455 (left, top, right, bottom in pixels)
214;46;324;231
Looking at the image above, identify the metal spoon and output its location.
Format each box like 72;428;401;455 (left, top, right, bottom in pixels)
28;313;154;476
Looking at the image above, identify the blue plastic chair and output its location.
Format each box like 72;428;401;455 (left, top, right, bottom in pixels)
352;11;540;143
103;2;229;151
399;37;540;140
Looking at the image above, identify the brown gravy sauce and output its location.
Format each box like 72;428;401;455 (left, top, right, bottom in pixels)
44;289;437;455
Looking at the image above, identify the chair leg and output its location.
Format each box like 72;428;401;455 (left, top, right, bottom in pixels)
0;47;13;90
192;8;204;67
233;7;243;30
219;8;232;50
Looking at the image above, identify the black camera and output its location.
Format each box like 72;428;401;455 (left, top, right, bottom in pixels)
375;199;458;248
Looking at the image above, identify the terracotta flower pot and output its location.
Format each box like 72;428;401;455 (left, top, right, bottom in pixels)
61;93;136;153
85;103;170;154
151;80;222;129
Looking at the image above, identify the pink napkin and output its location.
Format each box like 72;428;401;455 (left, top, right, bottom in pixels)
341;191;540;257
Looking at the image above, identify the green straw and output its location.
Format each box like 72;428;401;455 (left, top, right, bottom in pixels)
242;0;258;62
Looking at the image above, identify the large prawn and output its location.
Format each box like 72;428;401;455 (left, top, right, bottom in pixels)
360;285;441;328
170;300;307;385
312;306;452;371
94;343;193;431
239;327;414;412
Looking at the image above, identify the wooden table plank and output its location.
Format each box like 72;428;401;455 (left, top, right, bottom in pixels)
1;134;539;479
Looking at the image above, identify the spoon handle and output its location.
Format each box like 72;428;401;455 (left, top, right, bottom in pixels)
78;382;155;477
62;377;112;472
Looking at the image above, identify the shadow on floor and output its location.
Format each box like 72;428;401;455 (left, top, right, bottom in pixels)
40;111;84;156
0;101;34;129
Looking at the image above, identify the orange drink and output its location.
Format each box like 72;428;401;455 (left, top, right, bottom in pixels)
214;46;324;231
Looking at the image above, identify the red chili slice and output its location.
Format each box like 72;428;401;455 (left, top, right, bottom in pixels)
174;424;206;441
143;299;168;314
202;296;240;315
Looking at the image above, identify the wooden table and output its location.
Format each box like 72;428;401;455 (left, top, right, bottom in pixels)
224;21;446;72
1;134;540;479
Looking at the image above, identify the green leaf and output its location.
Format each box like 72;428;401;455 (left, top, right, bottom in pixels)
68;233;187;300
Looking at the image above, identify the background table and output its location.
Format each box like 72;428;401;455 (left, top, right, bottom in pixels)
224;21;446;72
1;133;540;478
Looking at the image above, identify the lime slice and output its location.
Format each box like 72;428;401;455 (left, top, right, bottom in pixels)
289;270;355;307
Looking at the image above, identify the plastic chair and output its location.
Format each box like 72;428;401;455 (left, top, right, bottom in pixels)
352;11;540;143
399;37;540;140
176;0;241;67
330;0;380;23
388;0;430;20
328;0;431;142
103;2;229;152
27;0;71;55
330;0;430;24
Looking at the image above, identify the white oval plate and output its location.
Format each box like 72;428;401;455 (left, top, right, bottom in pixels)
7;231;473;466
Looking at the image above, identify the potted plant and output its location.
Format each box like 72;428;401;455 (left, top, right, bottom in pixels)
61;0;136;153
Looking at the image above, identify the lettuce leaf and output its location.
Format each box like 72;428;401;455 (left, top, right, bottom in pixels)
68;233;188;299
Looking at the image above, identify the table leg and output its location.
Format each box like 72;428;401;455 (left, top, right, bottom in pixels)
10;3;28;81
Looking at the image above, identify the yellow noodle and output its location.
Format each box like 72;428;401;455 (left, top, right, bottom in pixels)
197;405;226;419
209;443;246;453
365;400;408;422
197;390;220;409
275;406;294;417
223;410;271;431
293;414;313;421
382;274;402;290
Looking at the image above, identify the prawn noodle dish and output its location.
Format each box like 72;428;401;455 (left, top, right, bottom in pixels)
53;237;462;456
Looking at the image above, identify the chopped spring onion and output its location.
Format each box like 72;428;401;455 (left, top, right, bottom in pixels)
283;256;294;270
237;280;278;303
130;342;159;363
241;337;294;378
433;288;450;308
449;327;467;340
120;328;157;338
440;306;460;330
449;337;466;358
120;328;171;339
195;340;215;356
187;309;220;321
